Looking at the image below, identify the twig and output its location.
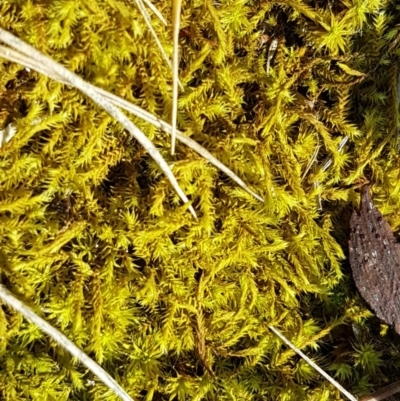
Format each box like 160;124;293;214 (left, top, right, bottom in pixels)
269;325;357;401
0;284;135;401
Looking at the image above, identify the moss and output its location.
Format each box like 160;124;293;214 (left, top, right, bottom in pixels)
0;0;400;399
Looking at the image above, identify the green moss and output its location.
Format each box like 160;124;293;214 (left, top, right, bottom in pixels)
1;0;400;399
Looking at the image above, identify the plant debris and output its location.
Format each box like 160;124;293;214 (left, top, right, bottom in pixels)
349;186;400;334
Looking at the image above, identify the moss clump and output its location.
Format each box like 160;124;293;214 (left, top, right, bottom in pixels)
1;0;400;400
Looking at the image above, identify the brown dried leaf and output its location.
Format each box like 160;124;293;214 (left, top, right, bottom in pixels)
349;186;400;334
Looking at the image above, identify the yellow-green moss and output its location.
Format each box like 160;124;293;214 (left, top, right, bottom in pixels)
1;0;400;400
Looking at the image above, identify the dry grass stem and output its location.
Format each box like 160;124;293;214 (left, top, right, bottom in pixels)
0;285;135;401
269;325;358;401
301;142;320;182
359;380;400;401
0;28;197;218
321;136;349;172
141;0;167;25
171;0;183;155
0;40;263;203
131;0;177;81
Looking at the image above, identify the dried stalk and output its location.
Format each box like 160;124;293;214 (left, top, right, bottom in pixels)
131;0;177;83
0;28;196;218
171;0;183;154
0;285;135;401
141;0;167;25
0;41;263;203
269;325;357;401
360;380;400;401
